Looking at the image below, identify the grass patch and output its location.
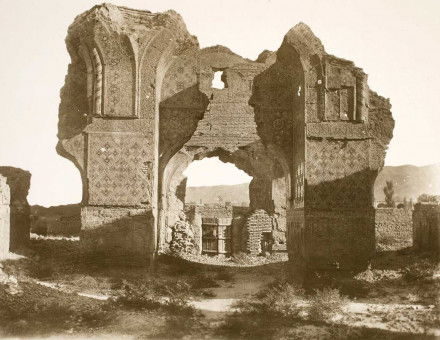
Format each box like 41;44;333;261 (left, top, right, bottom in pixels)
191;272;220;289
0;282;115;337
215;269;235;282
114;279;200;317
218;281;305;338
308;288;348;322
402;259;435;282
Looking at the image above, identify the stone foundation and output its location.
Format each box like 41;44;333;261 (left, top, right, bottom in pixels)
81;207;153;266
304;209;376;271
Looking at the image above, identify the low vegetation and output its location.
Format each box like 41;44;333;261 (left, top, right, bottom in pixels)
0;282;115;337
308;288;347;322
219;280;349;338
1;237;439;338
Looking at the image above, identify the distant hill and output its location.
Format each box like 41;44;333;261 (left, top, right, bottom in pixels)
186;164;440;205
186;183;250;205
30;203;81;217
374;164;440;202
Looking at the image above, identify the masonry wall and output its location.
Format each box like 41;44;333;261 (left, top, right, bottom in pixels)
0;175;10;259
0;167;31;251
375;208;412;251
58;5;393;270
413;203;440;254
243;209;273;255
81;207;153;265
232;206;250;254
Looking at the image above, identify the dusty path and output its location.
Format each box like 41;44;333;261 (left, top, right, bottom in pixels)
190;270;274;318
188;267;438;336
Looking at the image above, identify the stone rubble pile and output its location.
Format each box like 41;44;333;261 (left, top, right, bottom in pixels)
169;220;196;255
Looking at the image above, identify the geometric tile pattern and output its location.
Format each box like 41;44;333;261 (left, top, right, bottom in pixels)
161;56;198;101
87;132;151;206
95;23;135;117
307;139;369;185
306;139;372;209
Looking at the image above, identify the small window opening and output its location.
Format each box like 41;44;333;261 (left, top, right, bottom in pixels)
212;71;226;89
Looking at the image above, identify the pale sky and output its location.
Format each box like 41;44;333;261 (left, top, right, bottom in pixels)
0;0;439;206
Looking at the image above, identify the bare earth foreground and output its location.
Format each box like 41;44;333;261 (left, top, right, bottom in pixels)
0;235;439;339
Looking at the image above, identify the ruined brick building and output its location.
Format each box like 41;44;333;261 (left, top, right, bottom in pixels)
185;203;281;256
57;4;394;271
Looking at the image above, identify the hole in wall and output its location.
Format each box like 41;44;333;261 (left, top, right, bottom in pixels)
184;156;251;206
211;71;226;89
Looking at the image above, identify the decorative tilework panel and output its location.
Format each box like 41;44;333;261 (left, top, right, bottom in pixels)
161;56;198;101
307;139;369;185
306;139;373;209
87;132;152;206
95;23;135;117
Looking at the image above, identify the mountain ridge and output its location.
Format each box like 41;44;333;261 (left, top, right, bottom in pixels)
186;164;440;205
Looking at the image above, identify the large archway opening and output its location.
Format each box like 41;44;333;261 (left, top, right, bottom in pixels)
158;145;291;258
184;157;252;256
184;157;252;206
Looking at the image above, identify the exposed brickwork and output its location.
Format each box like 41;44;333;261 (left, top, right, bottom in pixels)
243;209;273;255
375;208;412;251
413;203;440;254
57;5;394;271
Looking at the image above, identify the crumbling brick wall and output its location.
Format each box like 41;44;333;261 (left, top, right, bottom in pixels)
0;175;10;259
375;208;412;251
0;167;31;251
243;209;273;255
232;206;250;254
413;203;440;254
58;4;394;271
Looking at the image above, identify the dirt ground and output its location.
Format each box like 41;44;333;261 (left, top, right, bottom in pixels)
0;235;439;339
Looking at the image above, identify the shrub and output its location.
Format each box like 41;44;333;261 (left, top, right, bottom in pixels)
261;282;304;319
402;260;435;282
339;279;372;298
417;194;440;204
219;281;304;339
0;292;114;337
116;283;162;311
383;180;395;207
70;303;114;329
115;279;198;316
308;288;347;322
237;281;304;320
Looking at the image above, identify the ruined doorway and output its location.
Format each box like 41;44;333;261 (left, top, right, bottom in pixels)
159;153;255;256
